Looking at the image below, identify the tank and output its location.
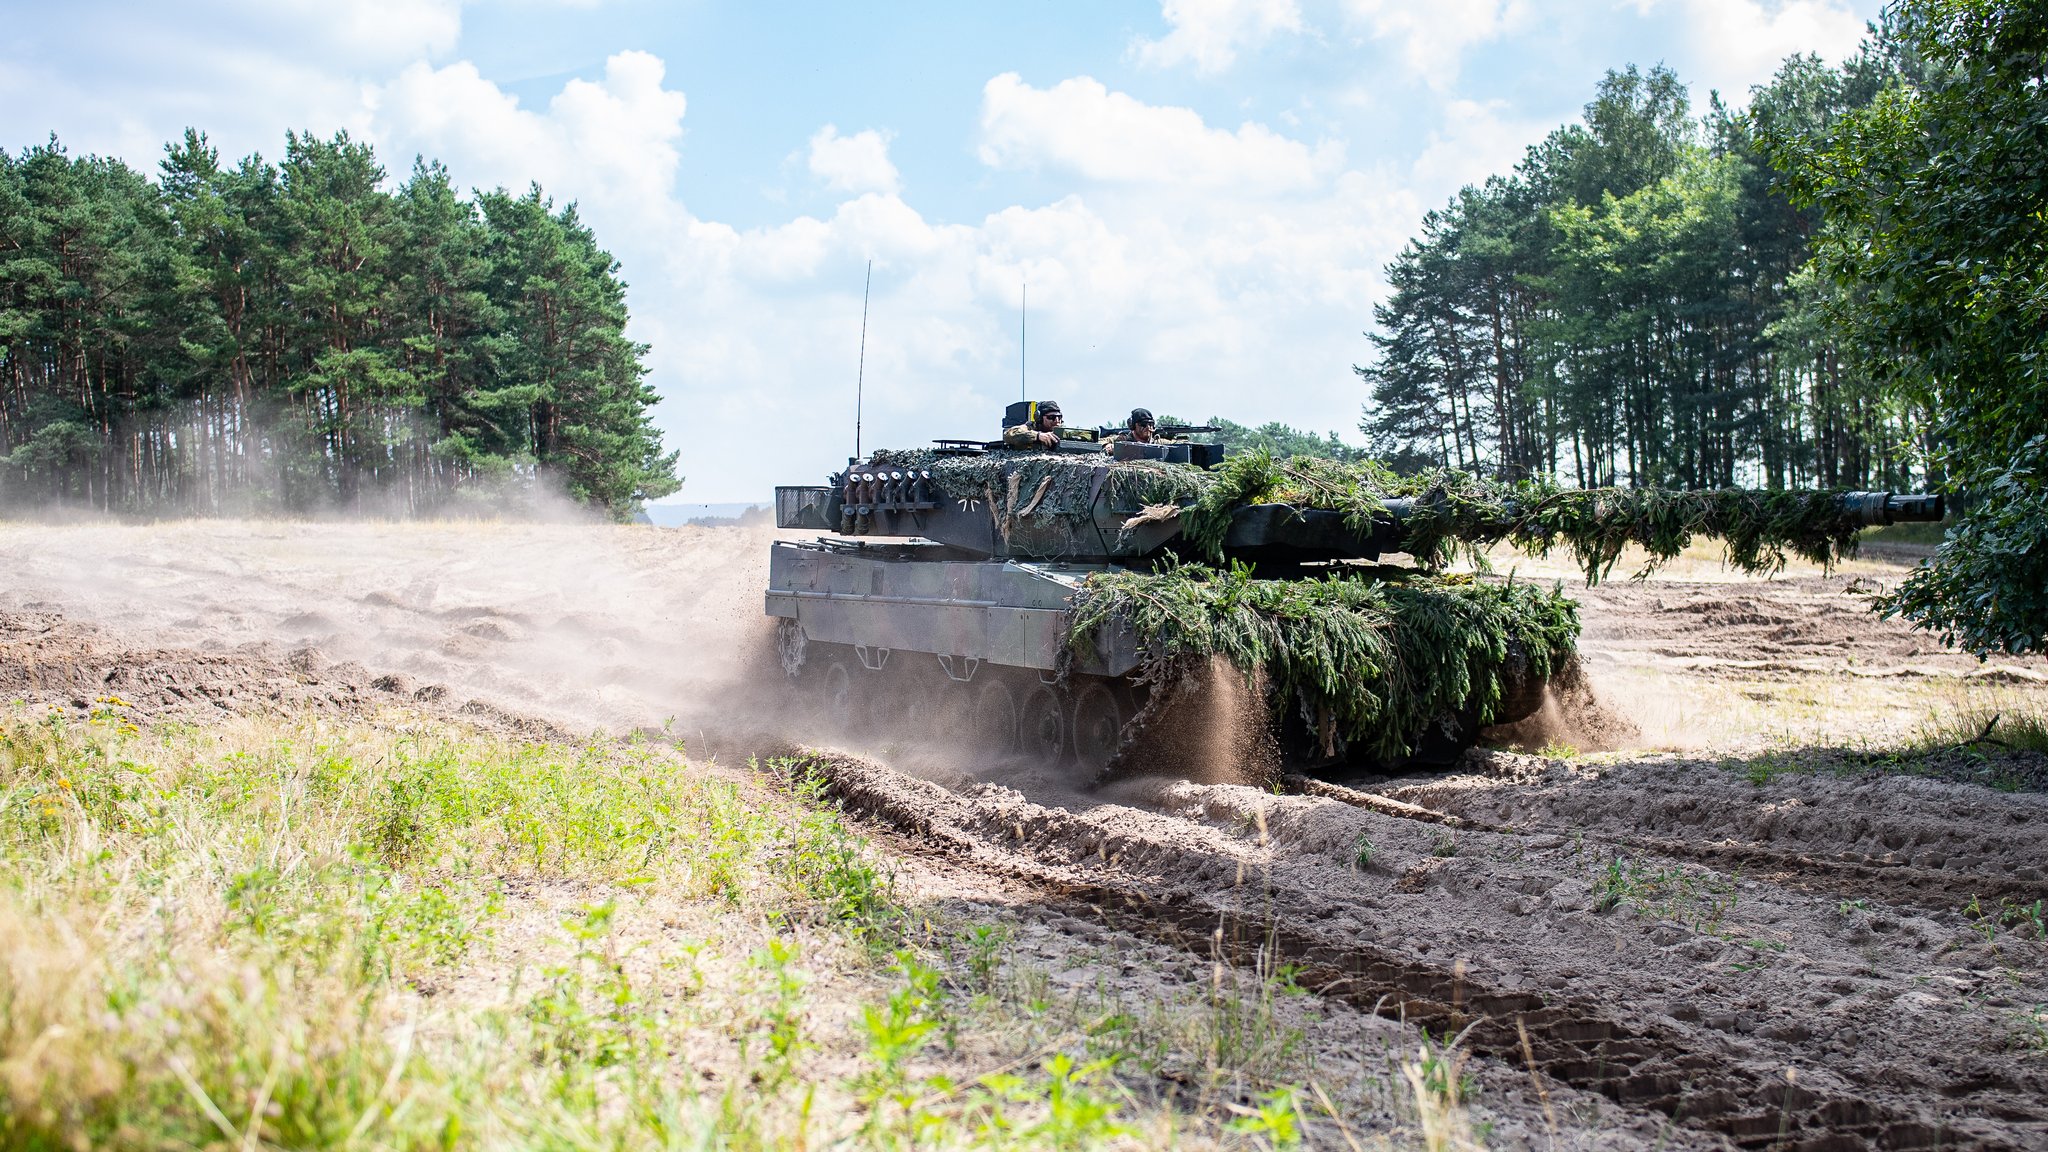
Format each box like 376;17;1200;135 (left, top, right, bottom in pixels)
764;411;1946;777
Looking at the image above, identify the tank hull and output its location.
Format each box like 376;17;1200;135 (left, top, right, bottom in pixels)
765;539;1138;677
767;539;1151;772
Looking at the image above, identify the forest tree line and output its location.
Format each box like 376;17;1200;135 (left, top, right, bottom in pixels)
1361;0;2046;653
0;129;679;517
1358;54;1914;493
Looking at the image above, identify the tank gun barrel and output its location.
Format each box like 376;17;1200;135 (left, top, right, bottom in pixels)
777;445;1948;564
1382;491;1942;528
1376;490;1944;529
1222;489;1943;565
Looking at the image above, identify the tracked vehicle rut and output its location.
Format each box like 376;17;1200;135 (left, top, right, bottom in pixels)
803;751;2048;1151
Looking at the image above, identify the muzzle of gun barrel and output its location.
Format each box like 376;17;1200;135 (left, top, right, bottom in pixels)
1843;491;1946;525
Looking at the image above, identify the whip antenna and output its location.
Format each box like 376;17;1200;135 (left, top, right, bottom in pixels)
855;259;871;460
1020;280;1027;401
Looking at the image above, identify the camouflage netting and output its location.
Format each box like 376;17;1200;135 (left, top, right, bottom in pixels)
870;444;1874;580
1065;563;1581;761
867;447;1210;557
865;444;1869;757
869;447;1208;513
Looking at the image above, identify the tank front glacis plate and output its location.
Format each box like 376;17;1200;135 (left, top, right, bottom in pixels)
765;540;1136;676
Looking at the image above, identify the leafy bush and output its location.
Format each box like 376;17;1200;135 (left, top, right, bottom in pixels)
1765;0;2048;654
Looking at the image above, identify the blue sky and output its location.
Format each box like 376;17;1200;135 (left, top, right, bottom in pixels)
3;0;1879;501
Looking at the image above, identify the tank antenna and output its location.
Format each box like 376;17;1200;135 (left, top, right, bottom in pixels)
855;259;871;460
1019;280;1027;402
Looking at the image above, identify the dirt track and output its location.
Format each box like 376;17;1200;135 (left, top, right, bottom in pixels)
3;521;2047;1149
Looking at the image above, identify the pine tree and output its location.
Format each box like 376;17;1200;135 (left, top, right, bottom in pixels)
0;129;680;517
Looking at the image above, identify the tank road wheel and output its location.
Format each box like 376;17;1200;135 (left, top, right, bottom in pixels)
971;678;1020;754
818;656;859;737
889;671;940;734
1019;684;1068;765
1070;681;1124;775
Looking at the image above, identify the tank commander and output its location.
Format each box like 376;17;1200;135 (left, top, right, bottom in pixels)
1003;400;1064;449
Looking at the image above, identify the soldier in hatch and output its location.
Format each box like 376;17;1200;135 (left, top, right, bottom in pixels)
1116;408;1159;444
1003;400;1065;449
1105;408;1181;447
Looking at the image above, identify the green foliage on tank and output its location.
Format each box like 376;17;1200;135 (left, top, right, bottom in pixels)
868;445;1882;581
1064;562;1580;761
1181;449;1874;579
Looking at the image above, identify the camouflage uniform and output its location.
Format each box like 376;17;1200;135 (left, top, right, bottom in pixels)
1101;407;1179;448
1003;423;1053;449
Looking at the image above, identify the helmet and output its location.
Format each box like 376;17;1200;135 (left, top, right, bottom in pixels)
1129;407;1154;427
1038;400;1061;417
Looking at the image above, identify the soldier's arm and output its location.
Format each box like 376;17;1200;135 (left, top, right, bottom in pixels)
1002;424;1042;448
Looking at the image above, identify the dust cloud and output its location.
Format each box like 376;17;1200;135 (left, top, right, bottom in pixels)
0;518;800;753
1482;655;1642;754
1121;657;1280;787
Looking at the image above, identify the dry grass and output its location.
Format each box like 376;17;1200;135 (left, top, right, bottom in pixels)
0;704;1486;1151
1461;533;1924;584
1907;706;2048;756
1581;665;2048;754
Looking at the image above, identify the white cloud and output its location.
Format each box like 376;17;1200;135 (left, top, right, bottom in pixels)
977;73;1339;194
0;0;468;165
806;125;901;195
1339;0;1526;85
1650;0;1867;94
1131;0;1305;73
1410;97;1550;198
371;51;689;216
264;0;465;64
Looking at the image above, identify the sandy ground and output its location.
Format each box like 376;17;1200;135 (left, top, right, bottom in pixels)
3;520;2046;1149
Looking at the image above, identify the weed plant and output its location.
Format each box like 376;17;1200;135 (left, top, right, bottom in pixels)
2012;1005;2048;1052
1907;707;2048;756
1590;855;1738;932
1963;895;2048;944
